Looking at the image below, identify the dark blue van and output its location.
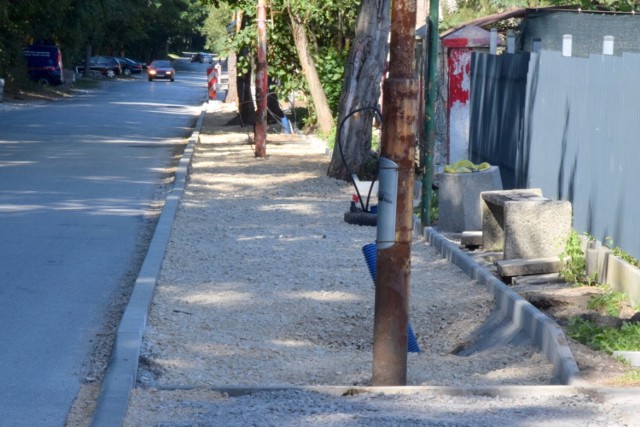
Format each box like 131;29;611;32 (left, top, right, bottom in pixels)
23;45;65;86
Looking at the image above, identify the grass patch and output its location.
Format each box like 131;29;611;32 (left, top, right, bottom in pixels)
587;288;629;317
568;317;640;353
609;369;640;386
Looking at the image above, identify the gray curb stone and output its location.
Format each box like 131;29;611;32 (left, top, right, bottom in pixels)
90;104;207;427
423;226;581;386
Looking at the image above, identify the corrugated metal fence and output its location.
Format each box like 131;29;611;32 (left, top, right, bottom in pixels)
469;49;640;260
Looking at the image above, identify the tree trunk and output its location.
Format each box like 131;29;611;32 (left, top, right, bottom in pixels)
225;11;241;105
236;59;255;126
83;44;92;78
254;0;268;157
225;50;238;105
326;0;391;181
288;10;335;137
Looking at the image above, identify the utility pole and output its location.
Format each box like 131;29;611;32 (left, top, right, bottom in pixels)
372;0;418;386
421;0;439;227
254;0;268;157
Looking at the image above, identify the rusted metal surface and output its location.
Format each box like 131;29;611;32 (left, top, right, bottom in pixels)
387;3;417;79
254;0;268;157
371;0;418;386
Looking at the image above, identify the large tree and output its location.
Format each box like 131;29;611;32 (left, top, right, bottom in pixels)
327;0;391;181
286;0;335;136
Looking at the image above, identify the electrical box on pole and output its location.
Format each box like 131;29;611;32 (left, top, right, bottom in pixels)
372;0;418;386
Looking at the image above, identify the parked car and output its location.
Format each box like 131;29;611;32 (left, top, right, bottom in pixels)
190;52;213;64
76;56;121;78
116;57;144;76
22;44;65;86
147;60;175;82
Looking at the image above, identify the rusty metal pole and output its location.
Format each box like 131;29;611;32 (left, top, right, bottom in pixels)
372;0;418;386
254;0;268;157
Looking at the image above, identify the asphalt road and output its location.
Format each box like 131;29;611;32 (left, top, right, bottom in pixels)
0;59;209;426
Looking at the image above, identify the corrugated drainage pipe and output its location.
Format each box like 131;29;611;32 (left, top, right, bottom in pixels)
362;242;420;353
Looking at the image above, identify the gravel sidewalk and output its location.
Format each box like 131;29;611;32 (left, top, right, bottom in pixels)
91;102;637;426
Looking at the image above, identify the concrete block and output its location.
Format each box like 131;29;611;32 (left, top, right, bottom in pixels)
437;166;502;233
604;255;640;307
461;231;483;247
585;243;611;284
503;200;572;259
496;257;563;278
481;189;543;252
613;351;640;367
511;273;564;286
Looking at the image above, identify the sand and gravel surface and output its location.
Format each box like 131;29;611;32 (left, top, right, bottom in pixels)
121;103;636;426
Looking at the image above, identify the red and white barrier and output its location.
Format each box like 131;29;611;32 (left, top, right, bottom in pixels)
207;64;221;100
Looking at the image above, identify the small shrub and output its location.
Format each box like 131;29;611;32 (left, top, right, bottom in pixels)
560;231;589;285
430;189;438;224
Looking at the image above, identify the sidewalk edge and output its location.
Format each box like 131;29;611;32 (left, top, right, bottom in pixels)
90;104;207;427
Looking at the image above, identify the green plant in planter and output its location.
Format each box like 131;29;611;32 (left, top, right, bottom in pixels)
443;160;491;173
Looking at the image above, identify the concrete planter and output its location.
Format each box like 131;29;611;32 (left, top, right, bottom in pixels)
583;237;640;307
437;166;502;233
613;351;640;367
605;254;640;307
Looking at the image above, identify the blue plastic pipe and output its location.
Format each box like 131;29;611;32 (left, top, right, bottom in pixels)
362;242;420;353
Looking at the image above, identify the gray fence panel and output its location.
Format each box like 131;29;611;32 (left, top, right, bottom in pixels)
469;52;530;189
471;49;640;259
526;50;640;258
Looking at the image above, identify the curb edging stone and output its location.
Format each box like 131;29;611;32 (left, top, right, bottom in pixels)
423;227;581;386
90;103;208;427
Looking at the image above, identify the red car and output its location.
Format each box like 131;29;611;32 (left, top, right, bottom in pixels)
147;60;175;82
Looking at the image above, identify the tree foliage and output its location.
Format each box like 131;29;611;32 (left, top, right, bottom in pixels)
201;0;358;130
0;0;208;87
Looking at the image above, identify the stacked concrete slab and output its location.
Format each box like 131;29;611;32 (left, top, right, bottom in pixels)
480;189;572;260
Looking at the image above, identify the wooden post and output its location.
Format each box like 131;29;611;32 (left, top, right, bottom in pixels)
254;0;268;157
372;0;417;386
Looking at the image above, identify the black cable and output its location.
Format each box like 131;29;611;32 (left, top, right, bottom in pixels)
337;106;382;212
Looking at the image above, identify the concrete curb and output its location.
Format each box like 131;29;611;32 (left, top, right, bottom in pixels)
90;104;207;427
424;227;581;386
154;384;599;398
